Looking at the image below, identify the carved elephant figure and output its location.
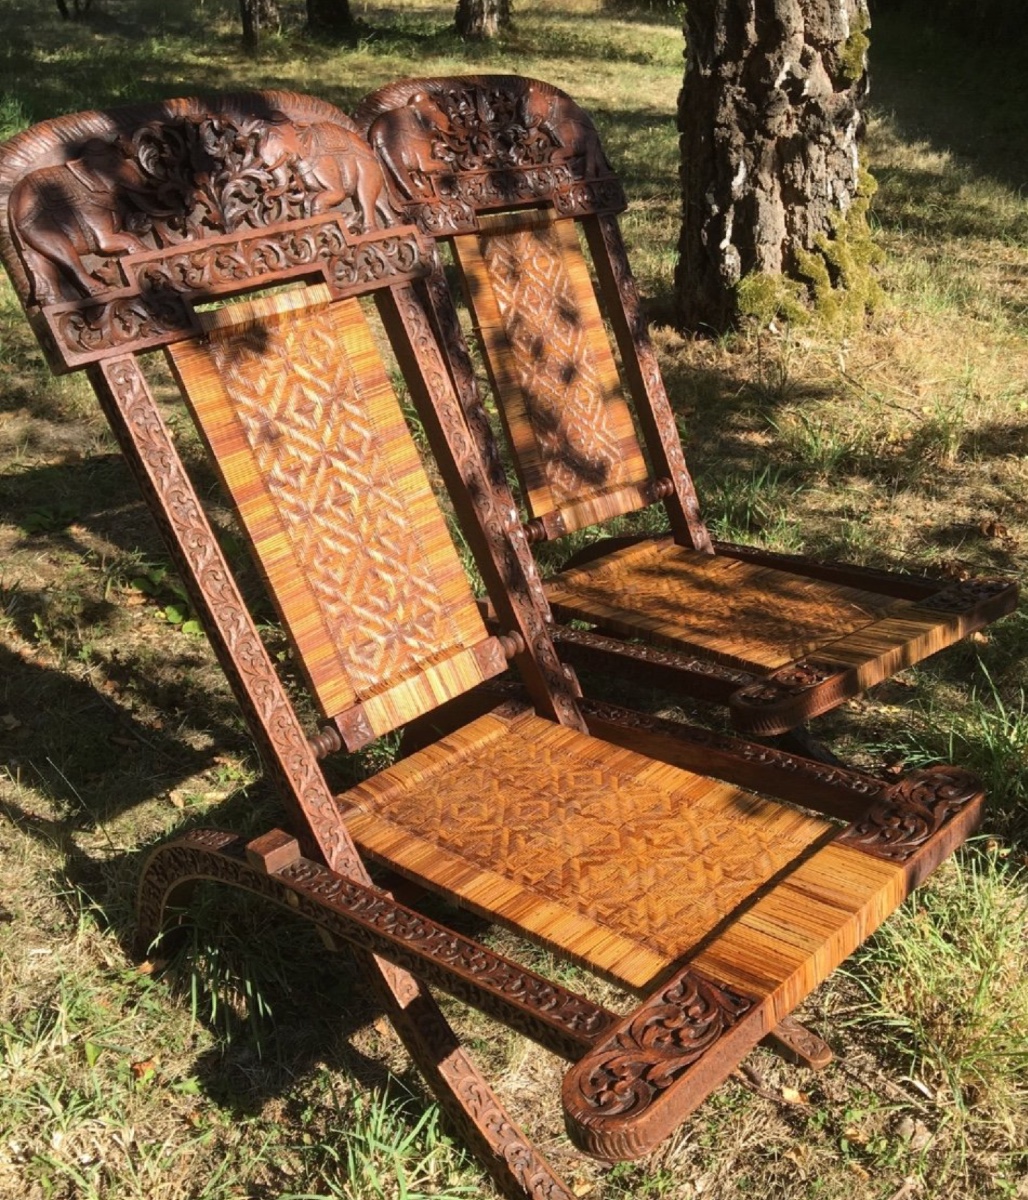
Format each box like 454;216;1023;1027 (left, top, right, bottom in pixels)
257;117;395;232
514;87;610;178
366;95;453;202
10;138;152;305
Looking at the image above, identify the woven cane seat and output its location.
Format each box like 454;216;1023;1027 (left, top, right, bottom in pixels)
546;539;903;672
343;701;846;992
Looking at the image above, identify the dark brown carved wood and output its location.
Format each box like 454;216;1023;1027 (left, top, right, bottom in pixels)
562;967;758;1160
139;829;616;1061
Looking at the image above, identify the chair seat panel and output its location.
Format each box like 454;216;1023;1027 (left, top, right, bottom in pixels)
689;844;905;1014
342;703;838;990
546;540;906;671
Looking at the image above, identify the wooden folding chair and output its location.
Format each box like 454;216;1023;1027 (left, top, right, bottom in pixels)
0;92;986;1198
354;75;1018;739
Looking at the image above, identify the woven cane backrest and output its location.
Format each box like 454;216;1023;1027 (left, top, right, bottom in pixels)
453;209;653;534
168;285;505;739
353;75;710;548
0;92;510;750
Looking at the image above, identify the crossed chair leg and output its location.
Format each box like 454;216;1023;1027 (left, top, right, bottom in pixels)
138;830;832;1197
138;768;975;1200
138;829;606;1199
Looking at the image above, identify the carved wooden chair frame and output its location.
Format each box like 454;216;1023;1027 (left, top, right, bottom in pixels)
0;91;988;1199
354;74;1017;740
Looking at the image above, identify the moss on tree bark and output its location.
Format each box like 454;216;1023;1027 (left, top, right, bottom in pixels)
676;0;877;332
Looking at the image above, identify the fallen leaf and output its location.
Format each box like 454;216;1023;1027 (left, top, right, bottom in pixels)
785;1144;813;1169
979;519;1008;539
781;1085;808;1104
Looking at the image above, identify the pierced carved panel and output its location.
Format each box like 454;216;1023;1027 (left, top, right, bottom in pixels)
0;92;436;370
354;75;626;232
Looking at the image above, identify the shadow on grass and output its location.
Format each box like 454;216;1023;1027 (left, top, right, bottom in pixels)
870;11;1028;210
0;635;241;828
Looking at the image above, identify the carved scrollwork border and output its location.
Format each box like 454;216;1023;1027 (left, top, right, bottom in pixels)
577;696;889;805
562;966;758;1160
44;219;431;369
139;831;616;1060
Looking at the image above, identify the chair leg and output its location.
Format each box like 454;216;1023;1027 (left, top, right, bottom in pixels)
768;725;847;768
137;831;578;1200
368;957;580;1200
763;1015;834;1070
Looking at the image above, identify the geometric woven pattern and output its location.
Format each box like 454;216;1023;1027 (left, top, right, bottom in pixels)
344;703;837;990
169;285;492;722
547;539;901;671
456;211;653;532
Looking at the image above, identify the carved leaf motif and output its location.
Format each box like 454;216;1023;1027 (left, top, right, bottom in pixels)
570;971;753;1119
839;766;982;860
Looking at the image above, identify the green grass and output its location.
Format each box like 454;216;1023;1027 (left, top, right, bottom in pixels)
1;2;1027;1199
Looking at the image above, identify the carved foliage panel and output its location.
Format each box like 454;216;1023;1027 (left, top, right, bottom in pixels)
355;75;626;233
3;93;397;306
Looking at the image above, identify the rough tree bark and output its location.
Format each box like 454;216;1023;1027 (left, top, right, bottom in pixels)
676;0;872;332
455;0;512;39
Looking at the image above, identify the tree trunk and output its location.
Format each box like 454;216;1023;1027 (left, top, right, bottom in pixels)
307;0;352;35
676;0;872;332
239;0;279;50
455;0;512;39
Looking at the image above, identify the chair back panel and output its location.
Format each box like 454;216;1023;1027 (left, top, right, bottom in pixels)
455;210;653;533
354;75;711;549
169;283;504;734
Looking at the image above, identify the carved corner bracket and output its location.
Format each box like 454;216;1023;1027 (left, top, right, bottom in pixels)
562;967;759;1161
839;765;984;862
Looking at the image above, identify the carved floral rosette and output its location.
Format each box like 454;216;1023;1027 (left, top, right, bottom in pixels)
0;91;432;371
353;75;627;234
